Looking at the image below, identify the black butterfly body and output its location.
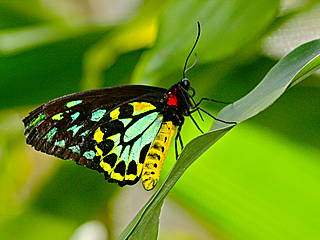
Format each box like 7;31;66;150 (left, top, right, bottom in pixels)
23;81;193;190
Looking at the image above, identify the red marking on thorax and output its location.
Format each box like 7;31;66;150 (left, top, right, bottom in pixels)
167;94;178;106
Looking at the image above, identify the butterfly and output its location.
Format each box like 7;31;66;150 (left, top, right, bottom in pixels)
23;23;235;191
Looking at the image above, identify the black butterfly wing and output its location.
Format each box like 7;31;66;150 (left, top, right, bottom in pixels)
23;85;167;184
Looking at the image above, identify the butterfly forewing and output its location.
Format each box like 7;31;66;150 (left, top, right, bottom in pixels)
23;85;167;186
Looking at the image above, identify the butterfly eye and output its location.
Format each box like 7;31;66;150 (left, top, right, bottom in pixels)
181;78;190;89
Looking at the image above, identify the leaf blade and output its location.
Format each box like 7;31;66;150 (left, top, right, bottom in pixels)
212;39;320;129
117;126;233;240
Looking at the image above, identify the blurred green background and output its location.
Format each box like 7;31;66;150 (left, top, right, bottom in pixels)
0;0;320;240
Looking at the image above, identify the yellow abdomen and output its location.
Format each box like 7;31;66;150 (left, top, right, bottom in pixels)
141;121;176;191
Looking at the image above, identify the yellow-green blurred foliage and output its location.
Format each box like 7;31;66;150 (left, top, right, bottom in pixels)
0;1;319;240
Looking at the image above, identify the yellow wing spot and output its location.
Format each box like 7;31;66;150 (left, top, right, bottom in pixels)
94;127;104;143
142;121;176;191
52;112;64;120
111;171;124;181
125;174;137;181
110;108;120;120
130;102;156;116
95;145;103;157
137;163;143;176
100;161;112;172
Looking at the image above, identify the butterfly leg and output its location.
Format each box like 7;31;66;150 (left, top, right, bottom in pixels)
174;126;184;160
189;113;204;134
197;107;237;125
174;133;179;160
192;97;232;109
178;130;184;150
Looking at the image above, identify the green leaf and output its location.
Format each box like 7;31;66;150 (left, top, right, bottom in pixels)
0;25;99;55
118;39;320;239
128;200;163;240
133;0;280;84
173;119;320;240
117;126;233;240
0;31;106;109
31;162;118;223
212;39;320;129
0;210;77;240
0;3;45;29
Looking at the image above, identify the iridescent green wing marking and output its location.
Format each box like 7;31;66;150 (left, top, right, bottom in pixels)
23;85;167;186
94;109;164;186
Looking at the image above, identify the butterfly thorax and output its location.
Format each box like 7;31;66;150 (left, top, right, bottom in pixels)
161;81;192;126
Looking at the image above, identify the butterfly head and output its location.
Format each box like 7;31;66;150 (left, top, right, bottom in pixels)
166;78;194;116
181;78;190;90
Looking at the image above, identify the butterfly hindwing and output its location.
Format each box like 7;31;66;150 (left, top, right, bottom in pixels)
97;111;164;186
23;85;167;185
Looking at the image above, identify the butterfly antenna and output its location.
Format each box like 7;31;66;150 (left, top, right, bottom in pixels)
183;21;201;78
185;53;198;74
